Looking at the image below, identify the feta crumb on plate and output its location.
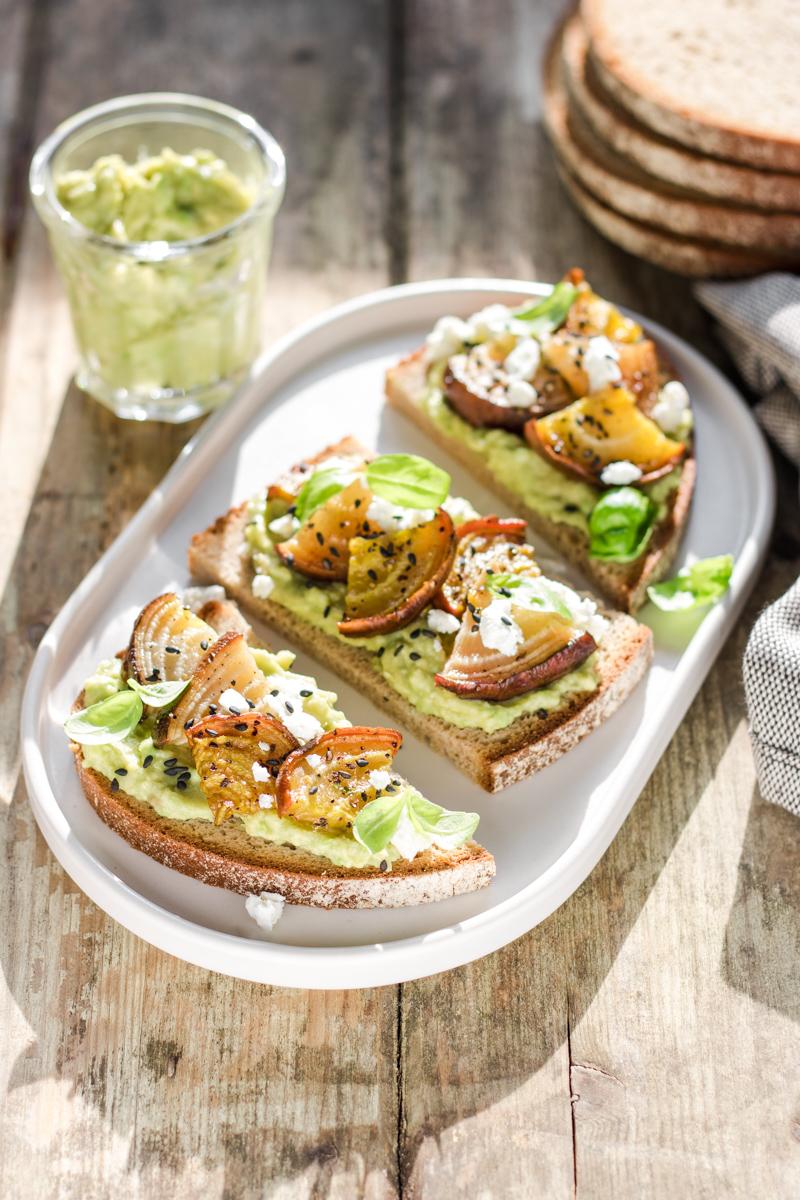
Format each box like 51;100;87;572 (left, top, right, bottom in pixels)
245;891;285;931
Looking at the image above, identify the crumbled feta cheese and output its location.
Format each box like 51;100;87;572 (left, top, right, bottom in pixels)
368;768;393;791
442;494;477;525
306;753;322;769
427;608;461;635
366;494;435;532
600;460;643;486
467;303;513;341
245;891;284;930
181;585;225;612
252;573;275;600
262;674;323;744
651;380;691;435
390;807;432;861
478;598;524;657
583;335;622;393
506;379;538;408
504;336;541;381
220;688;249;713
257;793;274;809
268;512;299;539
252;761;270;782
425;314;471;363
510;577;609;645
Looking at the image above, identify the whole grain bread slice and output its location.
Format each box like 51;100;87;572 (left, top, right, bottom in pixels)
385;349;695;612
188;504;653;792
543;32;800;251
74;752;493;908
581;0;800;172
561;14;800;212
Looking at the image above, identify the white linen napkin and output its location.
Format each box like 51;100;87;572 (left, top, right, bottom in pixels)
695;273;800;815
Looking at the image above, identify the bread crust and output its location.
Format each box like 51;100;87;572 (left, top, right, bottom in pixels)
188;503;654;792
385;349;695;612
73;751;495;910
560;14;800;212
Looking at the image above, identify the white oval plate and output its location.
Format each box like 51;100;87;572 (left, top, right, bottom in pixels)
21;280;774;989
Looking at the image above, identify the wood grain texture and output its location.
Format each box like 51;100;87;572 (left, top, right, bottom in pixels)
2;0;799;1196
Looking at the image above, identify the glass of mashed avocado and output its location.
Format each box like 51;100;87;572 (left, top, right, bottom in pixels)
30;93;285;421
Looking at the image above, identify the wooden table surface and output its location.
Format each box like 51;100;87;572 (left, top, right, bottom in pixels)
2;2;799;1196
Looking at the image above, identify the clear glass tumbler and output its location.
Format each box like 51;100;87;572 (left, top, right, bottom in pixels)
30;93;285;421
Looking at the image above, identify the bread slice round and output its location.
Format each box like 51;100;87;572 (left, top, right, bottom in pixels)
74;749;495;909
544;38;800;252
556;161;785;277
561;14;800;212
581;0;800;171
188;494;654;792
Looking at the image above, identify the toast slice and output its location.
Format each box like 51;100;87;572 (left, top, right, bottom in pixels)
74;750;493;909
70;599;495;910
385;349;696;612
189;504;653;792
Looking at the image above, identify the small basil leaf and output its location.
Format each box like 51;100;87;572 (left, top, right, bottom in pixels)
514;282;578;338
647;554;734;612
407;792;479;843
127;677;191;709
65;690;143;745
353;792;407;854
366;453;450;510
588;487;656;563
294;465;355;524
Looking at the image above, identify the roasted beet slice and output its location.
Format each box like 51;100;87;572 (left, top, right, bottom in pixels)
276;478;378;582
188;712;299;825
338;510;456;637
437;519;538;618
543;331;660;408
435;599;596;701
276;726;403;829
124;593;214;686
267;436;369;504
443;342;534;430
524;386;684;486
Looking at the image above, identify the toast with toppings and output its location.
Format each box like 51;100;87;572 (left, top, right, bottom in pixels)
384;270;696;611
188;440;653;791
67;592;494;909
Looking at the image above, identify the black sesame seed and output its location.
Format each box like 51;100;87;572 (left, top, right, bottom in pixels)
183;718;195;730
323;604;331;619
270;689;279;697
380;860;389;872
200;640;210;651
164;766;181;777
537;708;548;719
111;778;119;793
164;757;177;767
228;706;241;716
409;651;421;661
114;767;127;776
501;616;512;627
410;628;422;639
247;699;255;710
393;644;403;656
176;779;188;791
368;568;378;581
356;758;368;767
235;722;248;731
142;755;153;769
309;786;318;795
300;689;312;697
165;646;180;654
146;669;160;683
376;646;385;657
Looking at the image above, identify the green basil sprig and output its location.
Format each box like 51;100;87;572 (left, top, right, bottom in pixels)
127;677;191;709
293;464;357;524
588;487;656;563
647;555;734;612
65;690;143;746
514;282;579;339
353;788;478;855
366;453;450;510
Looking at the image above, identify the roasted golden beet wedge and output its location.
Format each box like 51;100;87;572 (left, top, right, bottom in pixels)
542;333;660;408
188;712;299;825
124;593;214;686
155;631;270;747
443;341;534;430
276;726;403;830
338;510;456;637
435;604;596;701
276;478;377;582
525;386;685;486
563;284;643;343
437;518;538;618
267;439;369;505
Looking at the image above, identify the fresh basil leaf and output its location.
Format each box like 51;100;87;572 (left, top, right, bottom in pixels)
127;677;191;709
353;791;406;854
514;282;578;338
407;792;479;843
588;487;656;563
486;572;524;595
65;690;143;745
647;554;734;612
366;454;450;510
294;465;355;524
487;574;572;620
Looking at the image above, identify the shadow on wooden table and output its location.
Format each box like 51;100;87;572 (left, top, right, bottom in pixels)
721;786;800;1024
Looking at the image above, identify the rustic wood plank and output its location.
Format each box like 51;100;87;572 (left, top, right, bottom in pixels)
0;2;399;1197
398;1;800;1196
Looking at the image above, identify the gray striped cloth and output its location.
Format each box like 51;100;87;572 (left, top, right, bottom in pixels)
696;274;800;816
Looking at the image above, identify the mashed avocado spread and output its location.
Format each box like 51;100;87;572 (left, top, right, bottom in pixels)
80;653;399;870
245;494;600;733
56;148;254;242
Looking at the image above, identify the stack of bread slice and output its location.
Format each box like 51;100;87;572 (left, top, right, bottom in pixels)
544;1;800;276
